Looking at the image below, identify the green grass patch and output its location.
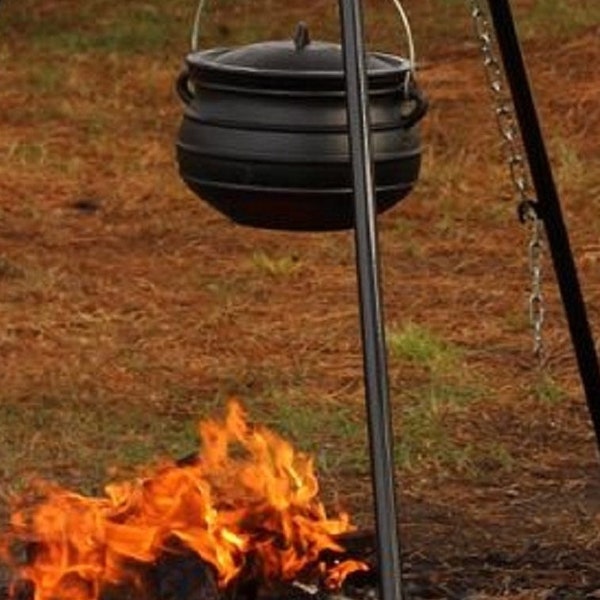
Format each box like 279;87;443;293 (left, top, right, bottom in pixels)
1;2;185;54
0;387;225;497
394;378;513;476
5;142;48;167
387;322;506;474
27;65;65;94
519;0;600;38
533;373;568;405
395;380;481;471
251;250;302;277
388;322;463;374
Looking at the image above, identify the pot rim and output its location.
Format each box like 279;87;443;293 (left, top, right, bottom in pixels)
185;47;412;83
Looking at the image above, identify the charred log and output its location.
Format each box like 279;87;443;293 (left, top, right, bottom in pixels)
0;579;32;600
248;581;331;600
326;530;376;566
7;530;600;600
148;550;219;600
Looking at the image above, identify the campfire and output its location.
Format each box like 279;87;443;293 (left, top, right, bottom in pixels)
0;402;371;600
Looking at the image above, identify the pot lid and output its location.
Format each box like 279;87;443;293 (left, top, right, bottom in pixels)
185;22;411;92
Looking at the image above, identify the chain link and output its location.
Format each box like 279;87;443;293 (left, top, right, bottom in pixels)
528;216;545;360
467;0;546;364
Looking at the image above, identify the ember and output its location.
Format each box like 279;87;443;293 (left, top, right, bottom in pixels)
0;402;368;600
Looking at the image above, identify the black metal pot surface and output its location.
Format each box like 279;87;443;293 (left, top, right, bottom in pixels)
175;23;427;231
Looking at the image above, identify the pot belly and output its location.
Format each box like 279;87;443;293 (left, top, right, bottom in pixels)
175;110;423;231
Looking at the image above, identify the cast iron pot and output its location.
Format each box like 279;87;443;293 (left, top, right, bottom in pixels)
175;23;427;232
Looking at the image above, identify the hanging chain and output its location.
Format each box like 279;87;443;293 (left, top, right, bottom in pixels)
468;0;546;364
528;216;545;361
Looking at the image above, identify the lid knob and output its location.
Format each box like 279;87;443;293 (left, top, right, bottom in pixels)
293;22;311;51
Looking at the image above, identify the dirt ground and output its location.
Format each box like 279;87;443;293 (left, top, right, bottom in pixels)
1;0;600;597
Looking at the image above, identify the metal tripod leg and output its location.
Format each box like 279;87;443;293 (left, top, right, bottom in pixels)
487;0;600;453
338;1;404;600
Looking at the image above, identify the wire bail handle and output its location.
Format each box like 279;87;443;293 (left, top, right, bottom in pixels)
190;0;207;52
189;0;419;88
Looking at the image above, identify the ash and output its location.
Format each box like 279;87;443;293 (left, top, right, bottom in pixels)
287;581;378;600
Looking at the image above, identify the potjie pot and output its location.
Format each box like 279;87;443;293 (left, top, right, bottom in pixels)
175;23;427;231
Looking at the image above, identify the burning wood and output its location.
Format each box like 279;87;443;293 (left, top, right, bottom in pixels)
0;403;368;600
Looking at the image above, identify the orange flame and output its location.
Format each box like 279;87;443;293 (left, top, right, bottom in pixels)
1;402;367;600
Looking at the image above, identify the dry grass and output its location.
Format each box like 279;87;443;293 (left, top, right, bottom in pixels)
1;0;600;593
